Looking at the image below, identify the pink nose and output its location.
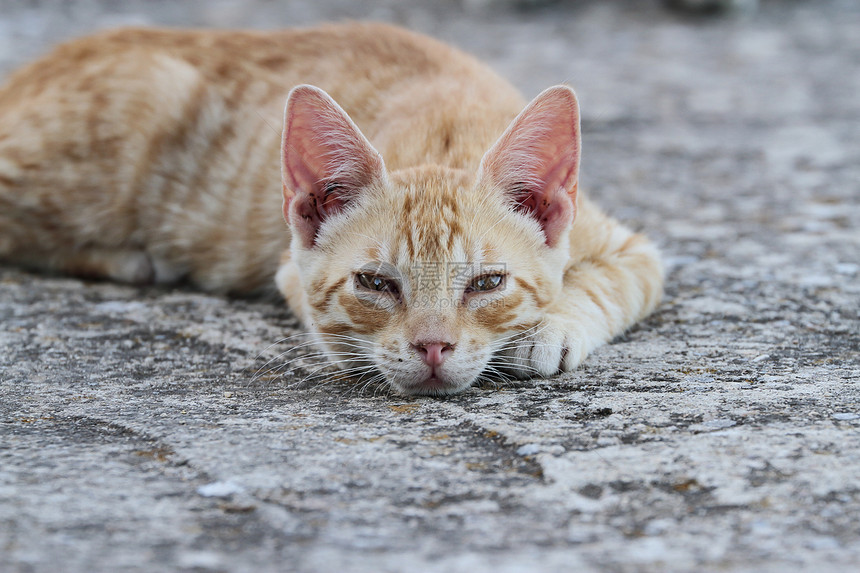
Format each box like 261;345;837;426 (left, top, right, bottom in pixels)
414;342;454;368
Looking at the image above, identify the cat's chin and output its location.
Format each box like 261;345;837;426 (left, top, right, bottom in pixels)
390;376;474;397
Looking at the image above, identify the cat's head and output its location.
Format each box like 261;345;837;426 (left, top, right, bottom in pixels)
277;84;580;395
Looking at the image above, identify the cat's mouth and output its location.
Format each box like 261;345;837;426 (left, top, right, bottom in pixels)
391;374;474;396
414;376;448;392
325;341;485;396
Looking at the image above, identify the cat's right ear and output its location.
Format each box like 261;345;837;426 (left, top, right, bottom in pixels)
281;85;386;248
478;85;581;248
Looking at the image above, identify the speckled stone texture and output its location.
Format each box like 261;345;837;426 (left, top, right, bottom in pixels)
1;1;858;572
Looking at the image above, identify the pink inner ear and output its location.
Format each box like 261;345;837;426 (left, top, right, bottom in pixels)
536;184;577;248
479;86;581;247
281;85;384;247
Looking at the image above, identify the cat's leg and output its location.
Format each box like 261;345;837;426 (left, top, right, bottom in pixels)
2;241;187;285
501;220;664;378
58;249;159;284
5;248;158;284
0;184;183;285
0;200;162;284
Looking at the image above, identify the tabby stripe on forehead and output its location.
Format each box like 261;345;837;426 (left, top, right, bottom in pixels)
310;276;347;312
442;192;463;252
399;193;415;259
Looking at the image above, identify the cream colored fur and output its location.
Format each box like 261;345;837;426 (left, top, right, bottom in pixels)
0;22;663;395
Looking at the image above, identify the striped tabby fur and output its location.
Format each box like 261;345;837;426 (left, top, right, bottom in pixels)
0;23;662;395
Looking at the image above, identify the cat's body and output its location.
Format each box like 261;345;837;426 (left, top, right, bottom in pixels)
0;22;663;395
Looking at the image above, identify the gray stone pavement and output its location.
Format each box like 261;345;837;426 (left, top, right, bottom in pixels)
1;1;858;571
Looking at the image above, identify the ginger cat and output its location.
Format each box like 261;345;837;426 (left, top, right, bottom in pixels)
0;22;663;395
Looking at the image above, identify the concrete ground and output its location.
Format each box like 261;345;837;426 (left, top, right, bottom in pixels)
1;1;858;571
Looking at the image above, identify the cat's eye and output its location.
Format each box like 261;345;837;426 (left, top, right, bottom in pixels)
356;272;399;295
467;273;505;293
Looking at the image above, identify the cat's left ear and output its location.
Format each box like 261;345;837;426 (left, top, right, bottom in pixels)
281;85;386;248
478;85;581;248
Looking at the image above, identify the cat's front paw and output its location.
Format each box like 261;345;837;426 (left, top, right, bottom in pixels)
495;318;589;380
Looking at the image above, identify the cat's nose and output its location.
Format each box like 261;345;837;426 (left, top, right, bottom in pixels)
413;341;455;368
